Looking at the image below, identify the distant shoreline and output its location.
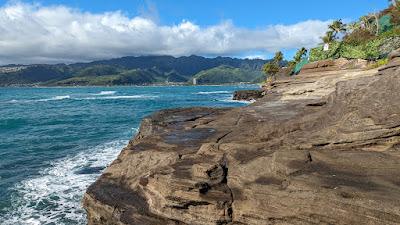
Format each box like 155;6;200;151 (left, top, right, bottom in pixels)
0;82;260;88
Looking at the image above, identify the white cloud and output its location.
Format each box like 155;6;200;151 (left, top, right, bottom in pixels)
0;2;331;65
243;55;268;60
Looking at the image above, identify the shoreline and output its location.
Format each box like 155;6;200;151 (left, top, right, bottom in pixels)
0;83;260;89
83;53;400;224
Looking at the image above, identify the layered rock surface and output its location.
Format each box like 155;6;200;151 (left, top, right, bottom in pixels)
83;51;400;225
233;90;264;101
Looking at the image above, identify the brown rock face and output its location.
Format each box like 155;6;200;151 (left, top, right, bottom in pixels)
300;58;371;74
83;51;400;225
233;90;264;101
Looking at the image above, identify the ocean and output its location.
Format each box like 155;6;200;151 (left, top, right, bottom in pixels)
0;85;256;225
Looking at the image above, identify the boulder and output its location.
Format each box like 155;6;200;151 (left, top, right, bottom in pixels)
232;90;263;101
300;58;370;75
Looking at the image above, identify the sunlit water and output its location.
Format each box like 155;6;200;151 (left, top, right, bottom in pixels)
0;85;256;225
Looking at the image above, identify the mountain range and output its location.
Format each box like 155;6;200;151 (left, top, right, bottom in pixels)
0;55;270;86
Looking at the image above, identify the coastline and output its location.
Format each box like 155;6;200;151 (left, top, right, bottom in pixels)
0;82;260;88
0;85;254;224
83;53;400;224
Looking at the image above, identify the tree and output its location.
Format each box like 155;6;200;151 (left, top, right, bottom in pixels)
360;14;380;36
347;22;360;33
328;19;347;39
389;0;398;7
273;51;284;64
322;31;335;44
372;13;380;36
293;47;308;63
263;63;279;76
263;51;283;80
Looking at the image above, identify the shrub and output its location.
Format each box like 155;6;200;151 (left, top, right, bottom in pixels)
343;29;375;46
262;63;279;76
309;42;342;62
389;6;400;25
380;26;400;38
310;37;393;61
368;58;389;69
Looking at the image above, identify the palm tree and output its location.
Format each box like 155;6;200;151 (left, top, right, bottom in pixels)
347;22;360;33
372;13;380;36
273;51;284;64
361;14;380;35
328;19;347;39
322;31;335;43
263;51;284;82
321;31;334;51
360;16;371;31
263;62;279;81
293;47;308;63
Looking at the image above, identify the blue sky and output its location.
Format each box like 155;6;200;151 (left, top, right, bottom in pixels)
1;0;387;26
0;0;390;64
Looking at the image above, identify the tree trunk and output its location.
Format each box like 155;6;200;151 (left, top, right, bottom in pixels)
374;13;379;36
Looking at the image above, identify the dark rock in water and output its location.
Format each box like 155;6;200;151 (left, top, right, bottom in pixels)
83;49;400;225
75;166;105;175
233;89;263;101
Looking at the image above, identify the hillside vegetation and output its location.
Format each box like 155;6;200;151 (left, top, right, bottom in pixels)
194;65;264;84
310;3;400;62
0;55;269;86
260;2;400;79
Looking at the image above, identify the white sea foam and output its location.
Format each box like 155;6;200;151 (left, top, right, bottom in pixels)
101;95;154;99
77;95;158;100
38;95;71;101
1;140;128;225
196;91;231;95
220;97;255;104
92;91;116;96
7;95;71;103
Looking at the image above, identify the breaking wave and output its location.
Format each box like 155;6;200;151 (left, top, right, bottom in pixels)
0;140;128;225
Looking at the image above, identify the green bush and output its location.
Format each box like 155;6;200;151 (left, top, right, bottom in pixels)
309;42;341;62
309;37;391;62
380;26;400;38
339;44;367;59
309;4;399;63
343;29;375;46
368;58;389;69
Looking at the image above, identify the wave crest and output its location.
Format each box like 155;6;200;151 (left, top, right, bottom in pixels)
92;91;116;96
196;91;231;95
1;140;128;225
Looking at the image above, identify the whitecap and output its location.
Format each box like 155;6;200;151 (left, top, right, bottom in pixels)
36;95;71;102
220;97;255;104
1;139;128;225
7;95;71;103
196;91;231;95
76;95;158;100
92;91;116;96
101;95;150;99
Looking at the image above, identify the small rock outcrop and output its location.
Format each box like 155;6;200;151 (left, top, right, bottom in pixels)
83;49;400;225
233;90;264;101
300;58;371;74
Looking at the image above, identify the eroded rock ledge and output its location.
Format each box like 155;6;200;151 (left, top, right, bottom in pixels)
83;51;400;225
233;90;264;101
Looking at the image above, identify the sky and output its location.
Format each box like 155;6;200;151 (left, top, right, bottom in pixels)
0;0;389;65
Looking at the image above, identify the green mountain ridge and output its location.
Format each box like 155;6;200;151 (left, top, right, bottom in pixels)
0;55;270;86
194;65;264;84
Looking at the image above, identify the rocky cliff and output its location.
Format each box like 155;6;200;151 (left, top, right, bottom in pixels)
83;50;400;225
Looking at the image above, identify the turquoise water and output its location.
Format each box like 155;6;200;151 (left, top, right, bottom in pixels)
0;85;256;225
